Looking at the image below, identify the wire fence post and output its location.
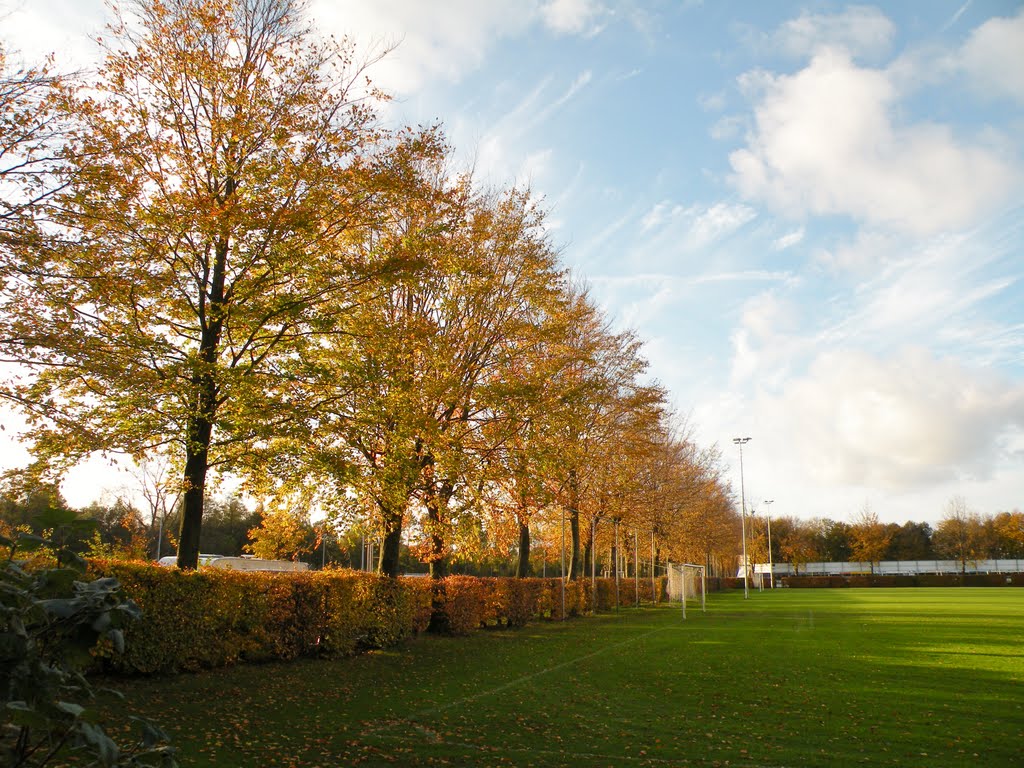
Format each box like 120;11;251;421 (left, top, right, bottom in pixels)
634;530;639;606
613;518;620;610
560;507;566;621
650;530;656;604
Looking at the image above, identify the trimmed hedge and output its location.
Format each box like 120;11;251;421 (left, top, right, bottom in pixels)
89;561;432;674
430;575;668;635
87;562;669;674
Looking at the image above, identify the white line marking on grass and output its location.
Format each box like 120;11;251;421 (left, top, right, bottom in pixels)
367;625;671;734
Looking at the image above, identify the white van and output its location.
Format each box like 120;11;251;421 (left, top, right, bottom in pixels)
156;553;225;567
208;556;309;572
156;554;308;572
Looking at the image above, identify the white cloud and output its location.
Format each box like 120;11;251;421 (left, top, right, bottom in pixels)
540;0;606;37
768;5;896;61
311;0;536;94
1;0;108;71
730;48;1016;235
757;348;1024;489
310;0;604;97
729;290;804;387
960;8;1024;103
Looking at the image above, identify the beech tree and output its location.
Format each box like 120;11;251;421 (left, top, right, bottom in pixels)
0;0;410;568
991;510;1024;558
278;173;569;577
934;495;982;576
849;505;892;573
528;289;661;579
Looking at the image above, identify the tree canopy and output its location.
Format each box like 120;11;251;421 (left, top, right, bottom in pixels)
0;0;738;576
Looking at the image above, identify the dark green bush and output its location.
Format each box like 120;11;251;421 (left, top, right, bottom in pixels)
1;534;175;766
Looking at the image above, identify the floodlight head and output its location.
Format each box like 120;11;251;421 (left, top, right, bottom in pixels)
732;436;752;445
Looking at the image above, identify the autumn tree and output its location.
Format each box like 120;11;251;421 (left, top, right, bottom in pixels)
933;495;983;575
246;504;313;560
848;505;892;573
270;168;570;577
0;0;414;568
531;289;668;580
991;510;1024;558
774;517;817;575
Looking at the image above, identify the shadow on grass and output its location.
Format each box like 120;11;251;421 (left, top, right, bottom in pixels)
104;590;1024;767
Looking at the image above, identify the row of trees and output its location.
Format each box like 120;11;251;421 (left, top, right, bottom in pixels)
746;500;1024;573
0;0;740;576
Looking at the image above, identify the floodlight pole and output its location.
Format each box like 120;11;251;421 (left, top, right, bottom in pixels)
763;500;775;589
733;437;752;599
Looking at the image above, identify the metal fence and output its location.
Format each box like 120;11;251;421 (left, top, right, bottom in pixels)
748;559;1024;577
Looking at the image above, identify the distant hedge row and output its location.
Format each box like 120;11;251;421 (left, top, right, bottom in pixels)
779;573;1024;588
434;573;667;634
88;561;668;675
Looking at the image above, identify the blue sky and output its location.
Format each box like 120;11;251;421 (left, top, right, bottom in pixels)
2;0;1022;525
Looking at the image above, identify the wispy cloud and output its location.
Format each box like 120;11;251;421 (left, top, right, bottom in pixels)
772;227;805;251
940;0;973;33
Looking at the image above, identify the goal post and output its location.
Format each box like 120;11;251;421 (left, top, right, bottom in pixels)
666;562;706;619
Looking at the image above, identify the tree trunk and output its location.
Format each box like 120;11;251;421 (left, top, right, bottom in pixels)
582;531;593;580
566;468;582;579
176;420;211;569
176;359;220;570
516;520;532;578
176;231;228;569
424;470;453;579
379;510;403;577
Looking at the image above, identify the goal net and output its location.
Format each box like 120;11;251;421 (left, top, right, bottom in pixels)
666;562;706;618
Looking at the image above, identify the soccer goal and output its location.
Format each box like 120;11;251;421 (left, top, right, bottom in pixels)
666;562;706;619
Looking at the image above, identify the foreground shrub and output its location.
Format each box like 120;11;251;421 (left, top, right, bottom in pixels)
1;533;175;766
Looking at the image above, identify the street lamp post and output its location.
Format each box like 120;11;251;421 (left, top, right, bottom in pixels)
733;437;752;599
763;499;775;589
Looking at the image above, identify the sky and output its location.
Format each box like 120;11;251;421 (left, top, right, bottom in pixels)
1;0;1022;526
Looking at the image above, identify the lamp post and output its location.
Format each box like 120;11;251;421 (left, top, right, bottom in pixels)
763;499;775;589
733;437;752;599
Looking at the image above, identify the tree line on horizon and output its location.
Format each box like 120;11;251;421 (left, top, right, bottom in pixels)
748;499;1024;572
3;472;1020;579
0;0;741;577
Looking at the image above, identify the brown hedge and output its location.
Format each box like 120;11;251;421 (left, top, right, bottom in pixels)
87;562;668;673
429;576;668;635
88;561;432;674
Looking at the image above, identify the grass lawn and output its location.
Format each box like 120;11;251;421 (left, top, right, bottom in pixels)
105;588;1024;767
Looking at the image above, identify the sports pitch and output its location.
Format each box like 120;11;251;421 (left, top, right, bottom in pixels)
112;587;1024;767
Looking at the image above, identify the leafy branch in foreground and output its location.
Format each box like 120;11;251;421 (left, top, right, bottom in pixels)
0;523;176;767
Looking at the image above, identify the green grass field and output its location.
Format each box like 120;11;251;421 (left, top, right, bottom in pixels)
108;588;1024;767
